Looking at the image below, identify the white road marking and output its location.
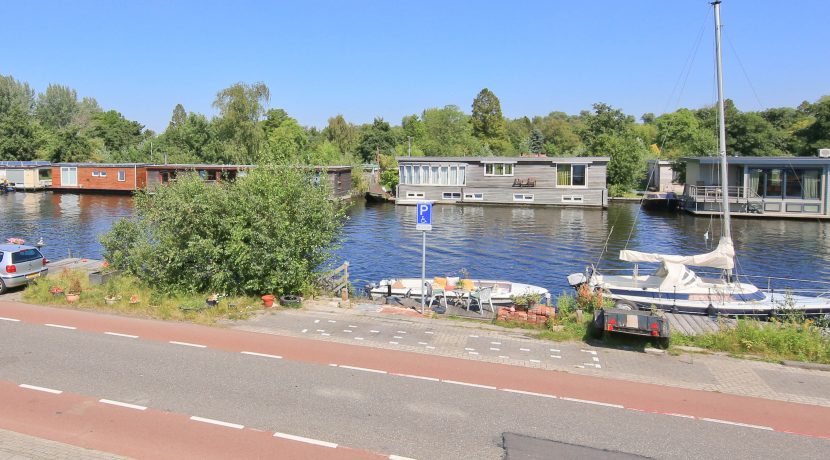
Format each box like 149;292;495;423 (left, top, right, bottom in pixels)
561;397;623;409
490;341;501;345
370;330;380;333
343;329;353;333
314;319;320;324
593;357;600;362
700;418;773;431
349;325;358;328
389;455;418;460
169;341;206;348
418;342;428;345
316;329;325;332
393;336;403;339
468;351;479;355
469;335;479;338
442;380;497;390
104;332;139;338
321;333;331;336
327;320;337;323
396;331;407;334
529;359;541;363
499;355;510;359
274;432;337;448
520;348;531;352
19;384;62;394
665;412;696;419
424;331;434;334
501;388;558;399
394;373;440;382
425;346;435;349
355;337;364;340
464;348;475;351
0;317;21;322
389;341;399;345
549;348;560;352
301;329;308;333
550;355;562;359
190;416;244;429
45;323;76;330
581;349;597;355
241;351;282;359
490;347;500;351
339;365;388;374
99;399;147;411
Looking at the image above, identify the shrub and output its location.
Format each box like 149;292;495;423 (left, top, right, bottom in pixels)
101;167;345;296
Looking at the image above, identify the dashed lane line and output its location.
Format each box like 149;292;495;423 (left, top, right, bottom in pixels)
561;397;623;409
392;373;440;382
389;455;418;460
241;351;283;359
190;416;244;430
0;316;21;322
169;341;207;348
44;323;76;330
338;365;388;374
273;432;338;448
442;380;497;390
99;399;147;411
500;388;558;399
104;332;139;338
19;384;62;394
700;418;774;431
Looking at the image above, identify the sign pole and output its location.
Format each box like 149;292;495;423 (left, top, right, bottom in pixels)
421;230;426;314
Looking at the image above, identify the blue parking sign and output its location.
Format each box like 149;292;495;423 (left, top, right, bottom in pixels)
416;202;432;231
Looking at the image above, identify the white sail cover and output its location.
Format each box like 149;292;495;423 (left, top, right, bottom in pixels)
619;237;735;270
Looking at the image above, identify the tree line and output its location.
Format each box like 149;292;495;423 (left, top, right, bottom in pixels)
1;74;828;193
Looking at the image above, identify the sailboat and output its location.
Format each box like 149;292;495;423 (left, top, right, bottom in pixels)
567;1;830;317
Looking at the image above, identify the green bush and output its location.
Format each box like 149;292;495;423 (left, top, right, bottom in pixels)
101;167;345;296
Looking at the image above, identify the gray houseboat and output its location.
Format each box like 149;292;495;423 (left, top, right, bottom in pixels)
682;155;830;219
396;156;609;207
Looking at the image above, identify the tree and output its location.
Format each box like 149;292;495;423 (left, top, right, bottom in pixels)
529;128;544;154
168;104;187;130
0;107;39;160
50;129;92;162
356;117;397;162
324;114;357;155
263;118;308;163
795;96;830;155
0;75;35;116
654;109;716;158
580;102;635;151
35;84;79;129
89;110;146;154
418;105;478;156
593;133;648;196
727;112;785;156
471;88;510;153
101;168;345;296
212;82;270;163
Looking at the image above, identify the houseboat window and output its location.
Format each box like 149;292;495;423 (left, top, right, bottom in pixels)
442;192;461;200
464;193;483;200
413;165;421;185
562;195;584;203
484;163;514;176
406;192;425;199
100;171;107;177
430;166;439;184
802;170;820;199
785;170;802;198
513;193;534;202
449;166;457;185
557;164;586;186
118;170;126;182
92;171;99;177
458;166;465;185
440;166;448;184
765;169;782;197
38;169;51;180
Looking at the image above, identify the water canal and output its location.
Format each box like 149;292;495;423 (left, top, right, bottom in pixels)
2;192;829;294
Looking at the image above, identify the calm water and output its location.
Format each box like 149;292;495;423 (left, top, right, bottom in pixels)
3;192;829;294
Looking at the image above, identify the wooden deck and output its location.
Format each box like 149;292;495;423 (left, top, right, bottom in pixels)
665;312;735;335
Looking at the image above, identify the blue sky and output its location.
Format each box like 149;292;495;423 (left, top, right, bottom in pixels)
2;0;828;133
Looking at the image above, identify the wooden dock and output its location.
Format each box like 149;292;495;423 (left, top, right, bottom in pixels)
665;312;735;335
46;258;104;277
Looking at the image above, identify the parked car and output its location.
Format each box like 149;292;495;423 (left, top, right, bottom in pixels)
0;243;48;294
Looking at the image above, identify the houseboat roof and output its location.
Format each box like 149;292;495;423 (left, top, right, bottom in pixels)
0;161;51;169
683;156;830;166
145;164;255;170
55;163;147;167
396;156;609;164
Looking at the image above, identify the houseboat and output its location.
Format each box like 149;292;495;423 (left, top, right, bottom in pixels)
50;163;147;193
396;156;609;207
681;155;830;219
0;161;52;191
643;159;682;211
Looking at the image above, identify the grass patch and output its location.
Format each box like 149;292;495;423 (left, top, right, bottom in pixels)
25;269;262;325
671;318;830;364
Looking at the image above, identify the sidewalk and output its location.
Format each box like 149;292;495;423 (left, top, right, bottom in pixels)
0;428;128;460
228;299;830;408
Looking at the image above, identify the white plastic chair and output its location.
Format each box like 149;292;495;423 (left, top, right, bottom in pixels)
466;286;494;316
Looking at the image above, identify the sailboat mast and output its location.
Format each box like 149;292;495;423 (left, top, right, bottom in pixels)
713;0;731;242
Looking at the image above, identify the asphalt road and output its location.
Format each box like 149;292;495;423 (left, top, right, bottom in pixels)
0;306;828;459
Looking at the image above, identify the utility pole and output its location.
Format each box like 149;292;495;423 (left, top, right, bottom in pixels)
408;136;412;157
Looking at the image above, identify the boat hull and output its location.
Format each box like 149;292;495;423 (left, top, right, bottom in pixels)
369;278;548;306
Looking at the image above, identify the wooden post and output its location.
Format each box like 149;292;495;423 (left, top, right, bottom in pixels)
341;287;348;302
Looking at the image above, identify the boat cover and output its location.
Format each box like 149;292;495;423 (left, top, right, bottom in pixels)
619;237;735;270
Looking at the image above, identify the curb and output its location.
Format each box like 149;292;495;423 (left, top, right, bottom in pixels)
780;360;830;372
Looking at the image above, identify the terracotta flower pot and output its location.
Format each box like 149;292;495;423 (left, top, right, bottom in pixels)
65;293;80;303
261;294;276;308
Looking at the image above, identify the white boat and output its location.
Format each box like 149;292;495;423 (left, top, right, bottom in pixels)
567;1;830;318
369;278;549;306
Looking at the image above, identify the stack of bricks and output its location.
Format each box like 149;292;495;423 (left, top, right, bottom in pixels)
497;305;555;326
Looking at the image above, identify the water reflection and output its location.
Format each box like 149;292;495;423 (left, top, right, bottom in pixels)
2;193;829;293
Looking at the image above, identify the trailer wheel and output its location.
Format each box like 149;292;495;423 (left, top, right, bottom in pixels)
614;300;636;311
588;309;605;339
655;337;670;349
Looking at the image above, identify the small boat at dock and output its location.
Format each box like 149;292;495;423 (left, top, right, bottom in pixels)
641;191;679;211
368;278;549;306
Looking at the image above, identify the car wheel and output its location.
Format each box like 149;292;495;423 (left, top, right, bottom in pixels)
0;279;7;295
588;310;605;339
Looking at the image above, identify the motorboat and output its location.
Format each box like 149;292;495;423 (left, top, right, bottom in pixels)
368;277;549;306
567;1;830;318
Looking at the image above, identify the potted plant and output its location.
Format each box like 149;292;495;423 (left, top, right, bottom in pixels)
261;294;276;308
65;278;82;303
510;293;542;311
206;293;219;307
49;286;64;296
103;281;121;305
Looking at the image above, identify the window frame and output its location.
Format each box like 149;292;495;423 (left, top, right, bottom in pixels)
557;164;588;187
463;192;483;201
442;192;461;200
118;170;126;182
512;193;534;202
484;163;515;177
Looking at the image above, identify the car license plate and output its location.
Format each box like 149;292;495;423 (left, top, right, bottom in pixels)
26;273;40;280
